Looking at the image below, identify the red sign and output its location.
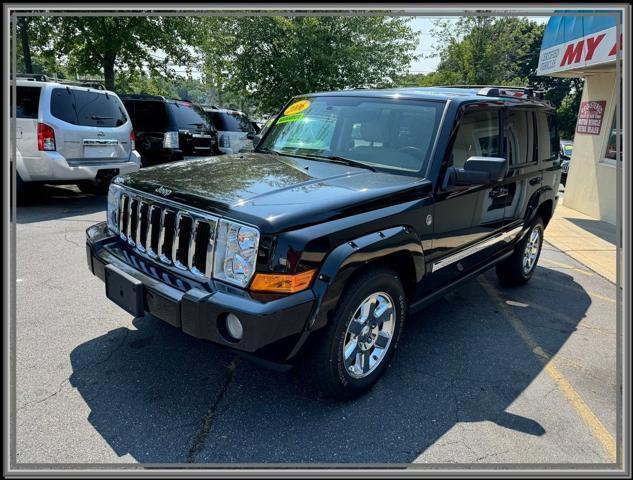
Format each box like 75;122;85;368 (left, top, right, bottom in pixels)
576;100;607;135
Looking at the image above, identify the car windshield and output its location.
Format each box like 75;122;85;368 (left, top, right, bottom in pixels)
562;145;573;156
258;96;445;173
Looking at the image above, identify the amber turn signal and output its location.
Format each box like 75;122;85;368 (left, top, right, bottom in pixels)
250;269;317;293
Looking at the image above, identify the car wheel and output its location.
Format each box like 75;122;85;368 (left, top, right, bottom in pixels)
496;216;545;286
307;268;407;400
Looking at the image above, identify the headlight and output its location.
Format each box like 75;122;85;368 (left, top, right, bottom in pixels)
213;219;260;288
107;183;123;233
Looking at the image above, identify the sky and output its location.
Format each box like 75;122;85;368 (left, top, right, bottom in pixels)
408;16;550;74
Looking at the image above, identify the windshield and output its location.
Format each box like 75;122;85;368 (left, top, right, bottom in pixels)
258;96;445;172
562;145;573;156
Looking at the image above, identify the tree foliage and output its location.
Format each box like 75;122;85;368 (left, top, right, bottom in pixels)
18;16;201;90
396;17;583;138
201;16;419;114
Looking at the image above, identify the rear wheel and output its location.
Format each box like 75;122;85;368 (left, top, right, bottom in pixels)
496;216;545;286
306;268;407;400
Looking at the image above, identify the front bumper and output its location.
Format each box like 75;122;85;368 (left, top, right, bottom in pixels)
19;151;141;182
86;222;315;362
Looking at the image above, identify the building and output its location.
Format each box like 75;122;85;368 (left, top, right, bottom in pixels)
537;13;622;225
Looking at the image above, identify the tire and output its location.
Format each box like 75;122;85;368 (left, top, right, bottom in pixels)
306;267;407;400
496;216;545;286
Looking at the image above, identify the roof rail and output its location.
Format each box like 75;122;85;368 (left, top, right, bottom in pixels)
436;84;545;100
14;73;106;90
119;93;167;101
15;73;49;82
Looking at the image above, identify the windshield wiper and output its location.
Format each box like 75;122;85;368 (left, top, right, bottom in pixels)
91;115;113;120
256;147;282;156
301;154;376;172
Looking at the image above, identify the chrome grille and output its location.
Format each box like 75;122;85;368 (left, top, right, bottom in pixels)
118;190;217;278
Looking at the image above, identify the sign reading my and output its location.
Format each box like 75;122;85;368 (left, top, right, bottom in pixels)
576;100;606;136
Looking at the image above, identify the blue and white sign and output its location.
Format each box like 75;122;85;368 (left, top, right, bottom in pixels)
537;14;621;76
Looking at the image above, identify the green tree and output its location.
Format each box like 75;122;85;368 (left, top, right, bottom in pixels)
30;16;201;90
201;16;419;114
399;16;582;138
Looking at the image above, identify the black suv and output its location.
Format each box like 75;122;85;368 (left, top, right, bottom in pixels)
86;87;561;399
120;94;220;166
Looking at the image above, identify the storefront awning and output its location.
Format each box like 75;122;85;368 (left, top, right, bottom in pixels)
537;13;621;76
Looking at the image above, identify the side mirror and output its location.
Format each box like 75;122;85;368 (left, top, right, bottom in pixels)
444;156;508;188
252;134;262;149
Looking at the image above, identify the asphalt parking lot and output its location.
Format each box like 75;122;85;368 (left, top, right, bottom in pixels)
14;183;618;466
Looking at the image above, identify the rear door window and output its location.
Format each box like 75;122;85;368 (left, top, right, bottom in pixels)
50;88;128;127
16;86;41;119
505;109;533;166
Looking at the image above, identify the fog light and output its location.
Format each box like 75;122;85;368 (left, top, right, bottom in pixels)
225;313;243;341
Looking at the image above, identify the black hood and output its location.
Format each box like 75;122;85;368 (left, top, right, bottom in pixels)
117;152;431;233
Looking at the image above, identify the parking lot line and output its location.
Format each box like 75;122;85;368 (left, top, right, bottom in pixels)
479;277;617;463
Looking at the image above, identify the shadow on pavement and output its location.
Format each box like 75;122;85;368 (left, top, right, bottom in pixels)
16;185;106;224
565;217;617;246
69;267;591;464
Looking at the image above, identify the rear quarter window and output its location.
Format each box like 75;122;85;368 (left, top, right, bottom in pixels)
50;88;128;127
536;111;559;162
16;86;41;119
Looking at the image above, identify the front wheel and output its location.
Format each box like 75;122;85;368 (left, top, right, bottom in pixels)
496;217;545;286
307;268;407;400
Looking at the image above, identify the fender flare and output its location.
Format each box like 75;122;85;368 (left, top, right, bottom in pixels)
306;225;425;332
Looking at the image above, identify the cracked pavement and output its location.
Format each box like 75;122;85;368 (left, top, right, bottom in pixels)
14;185;619;466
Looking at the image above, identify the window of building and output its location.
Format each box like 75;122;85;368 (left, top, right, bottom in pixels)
603;110;621;162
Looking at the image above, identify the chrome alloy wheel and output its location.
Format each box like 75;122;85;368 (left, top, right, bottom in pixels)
343;292;396;379
522;225;542;275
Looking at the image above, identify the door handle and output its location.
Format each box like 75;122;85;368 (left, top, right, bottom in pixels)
529;176;543;186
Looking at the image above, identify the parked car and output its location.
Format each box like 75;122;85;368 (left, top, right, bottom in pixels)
14;75;140;196
86;86;560;399
560;140;573;186
120;95;220;166
202;106;257;154
238;115;276;153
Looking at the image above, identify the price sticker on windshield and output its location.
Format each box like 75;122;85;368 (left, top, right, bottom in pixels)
284;99;311;116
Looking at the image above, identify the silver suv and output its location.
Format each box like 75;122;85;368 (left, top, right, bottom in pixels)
14;76;140;196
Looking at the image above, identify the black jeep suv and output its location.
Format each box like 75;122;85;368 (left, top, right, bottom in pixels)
86;87;562;399
120;94;221;166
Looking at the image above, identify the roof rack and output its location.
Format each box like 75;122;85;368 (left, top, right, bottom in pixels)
14;73;106;90
437;84;545;100
119;93;167;101
15;73;49;82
